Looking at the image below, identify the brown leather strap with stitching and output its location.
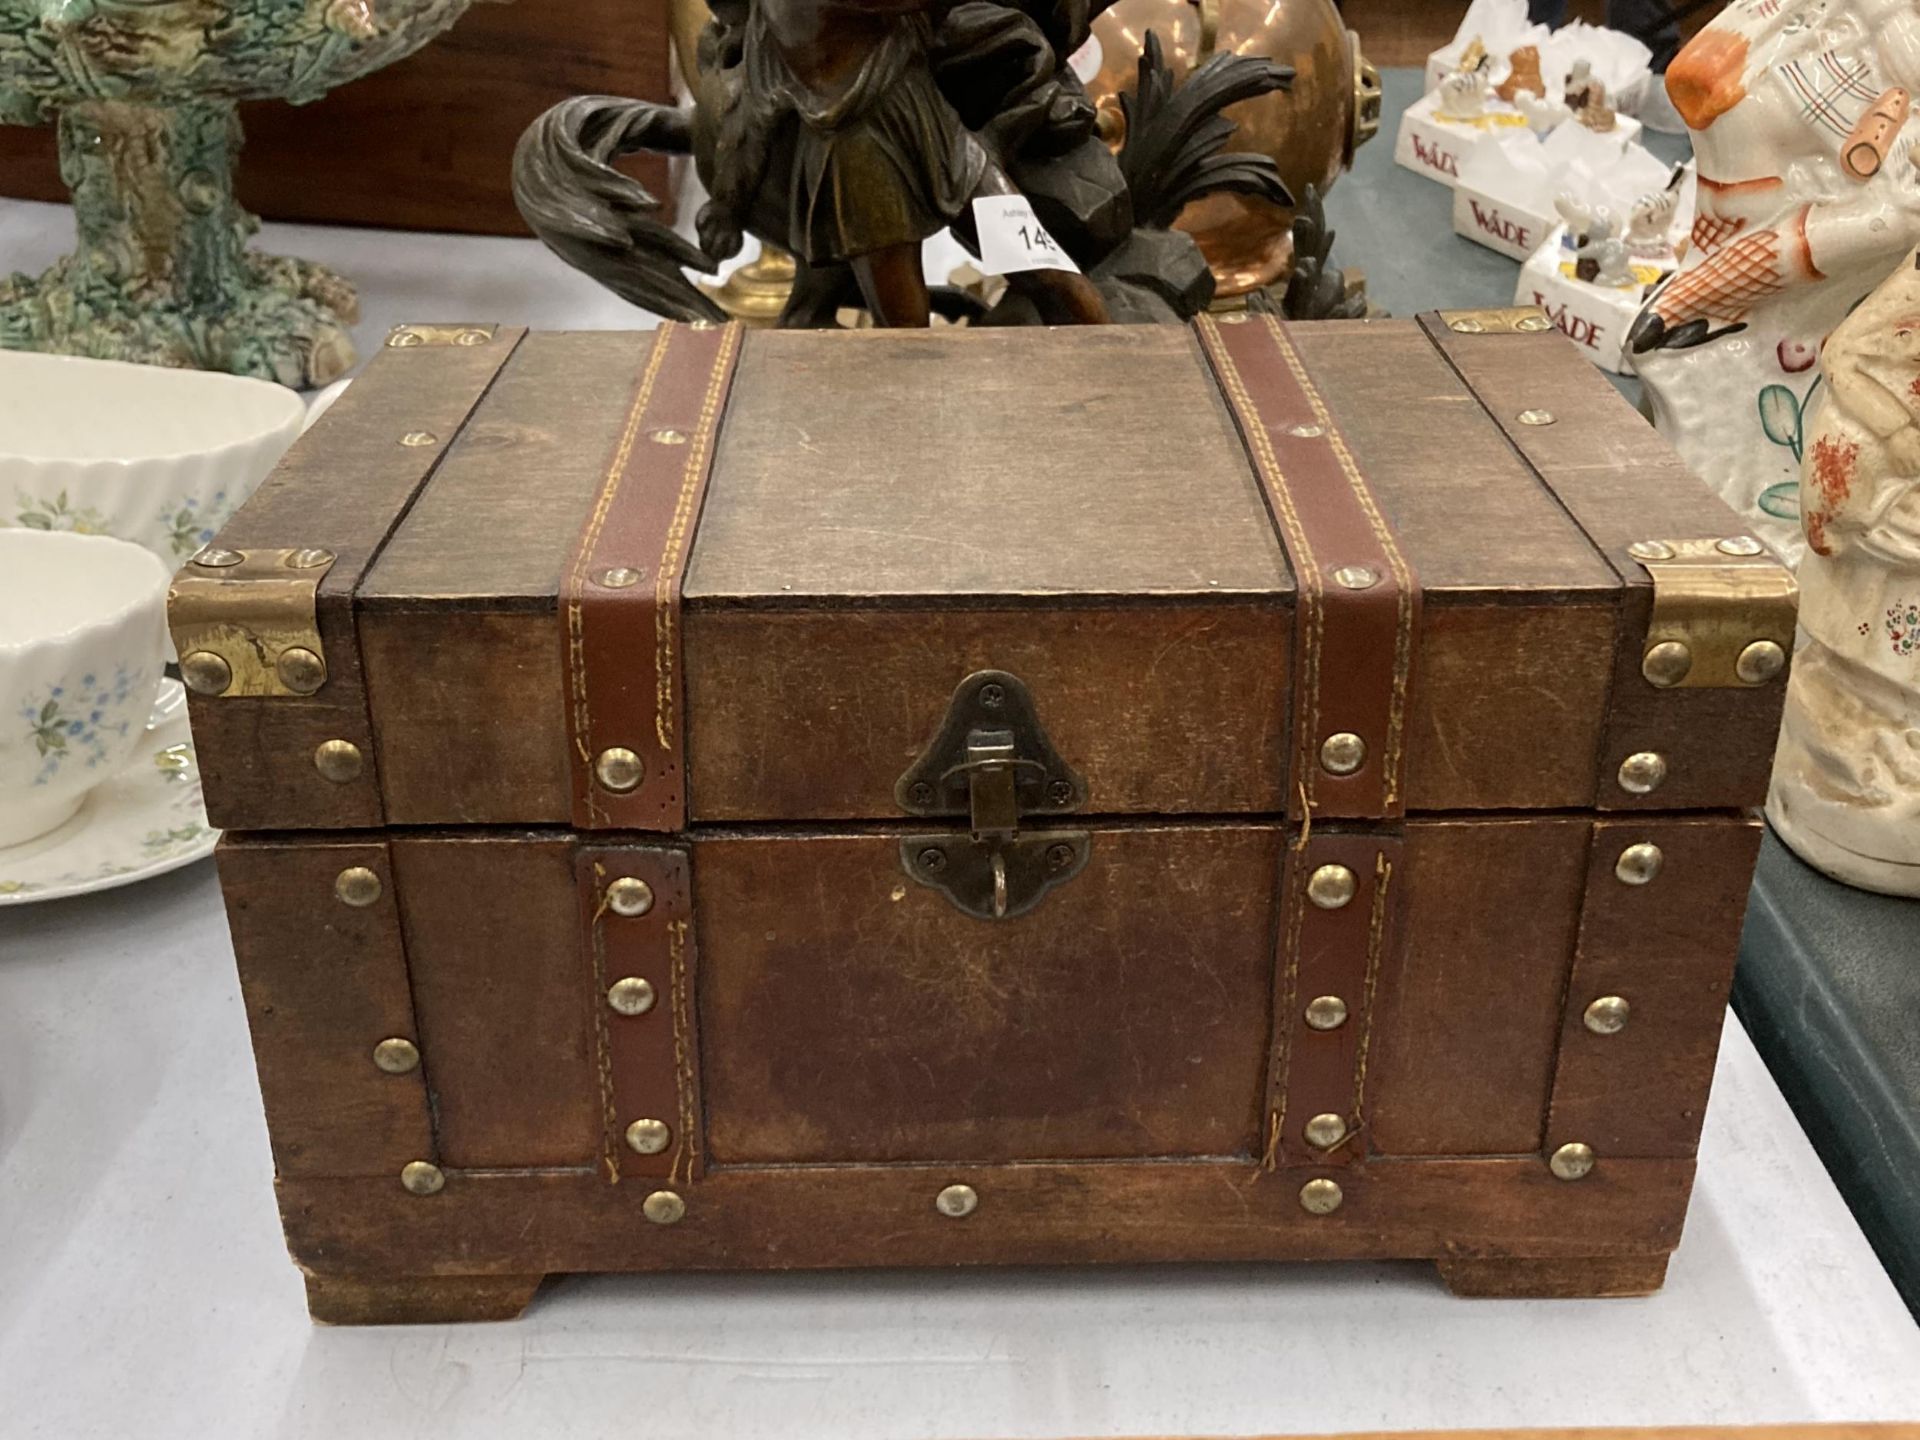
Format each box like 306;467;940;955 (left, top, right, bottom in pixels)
1262;832;1402;1168
1195;313;1420;820
1197;314;1419;1168
578;844;703;1186
562;321;744;831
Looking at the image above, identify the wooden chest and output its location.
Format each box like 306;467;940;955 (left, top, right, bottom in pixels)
170;312;1798;1324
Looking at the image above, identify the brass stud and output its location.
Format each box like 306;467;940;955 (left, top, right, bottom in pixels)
1288;424;1325;438
1305;994;1349;1030
313;739;364;784
643;1189;686;1224
689;319;718;331
1614;842;1664;886
1641;640;1693;688
387;329;425;348
1736;639;1787;685
607;876;655;917
1306;863;1357;910
935;1183;978;1218
334;866;382;907
400;1161;445;1196
191;546;243;568
1219;312;1251;325
607;976;656;1016
625;1117;671;1154
1717;535;1766;557
1332;564;1379;590
594;566;643;589
455;328;492;347
373;1037;420;1073
595;746;643;793
1583;995;1631;1035
276;646;327;696
180;650;233;696
1517;409;1556;426
1319;731;1367;775
1550;1141;1596;1181
286;547;335;570
1628;539;1675;562
1516;314;1552;332
399;430;438;448
1448;317;1485;333
1299;1177;1344;1214
1616;751;1668;795
1304;1112;1348;1149
650;428;689;445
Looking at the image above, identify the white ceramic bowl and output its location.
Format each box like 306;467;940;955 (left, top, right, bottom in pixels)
0;530;170;848
0;350;305;566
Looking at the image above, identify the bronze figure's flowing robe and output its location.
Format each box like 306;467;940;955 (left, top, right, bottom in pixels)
745;5;987;262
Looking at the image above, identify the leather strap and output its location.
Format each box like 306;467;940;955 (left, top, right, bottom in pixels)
577;844;703;1186
562;321;744;831
1194;314;1420;820
1262;832;1401;1169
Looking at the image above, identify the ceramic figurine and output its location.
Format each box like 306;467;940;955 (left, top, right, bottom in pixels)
1437;65;1495;123
1564;58;1616;132
1767;250;1920;896
1625;184;1681;266
1514;89;1572;134
1557;194;1632;286
515;4;1293;326
1496;44;1545;105
1629;0;1920;562
0;0;478;389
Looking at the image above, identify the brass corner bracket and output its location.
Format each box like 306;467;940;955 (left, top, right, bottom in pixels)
168;546;336;699
1437;306;1555;335
386;323;499;349
1627;537;1799;690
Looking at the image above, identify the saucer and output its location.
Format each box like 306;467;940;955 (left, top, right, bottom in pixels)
0;679;218;905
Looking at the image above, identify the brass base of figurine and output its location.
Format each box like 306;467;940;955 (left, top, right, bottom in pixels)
700;246;798;328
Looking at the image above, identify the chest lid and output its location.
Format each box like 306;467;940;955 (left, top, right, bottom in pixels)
173;313;1794;834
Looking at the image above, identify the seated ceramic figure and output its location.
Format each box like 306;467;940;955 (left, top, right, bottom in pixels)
1564;59;1617;132
1497;46;1546;104
1437;66;1494;123
1625;186;1681;266
1768;250;1920;896
1629;0;1920;563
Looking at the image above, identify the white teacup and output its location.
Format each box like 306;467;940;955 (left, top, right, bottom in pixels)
0;530;170;848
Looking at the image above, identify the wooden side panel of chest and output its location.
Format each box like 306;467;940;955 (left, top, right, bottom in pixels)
218;806;1758;1321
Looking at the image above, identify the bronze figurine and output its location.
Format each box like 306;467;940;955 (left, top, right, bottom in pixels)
513;0;1293;327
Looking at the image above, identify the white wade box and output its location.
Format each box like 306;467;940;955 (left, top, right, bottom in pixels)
1514;223;1668;375
1393;90;1533;187
1453;185;1557;261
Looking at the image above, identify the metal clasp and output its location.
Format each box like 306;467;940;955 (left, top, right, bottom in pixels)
896;671;1090;921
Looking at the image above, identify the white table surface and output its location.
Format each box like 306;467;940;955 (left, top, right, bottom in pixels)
5;173;1920;1437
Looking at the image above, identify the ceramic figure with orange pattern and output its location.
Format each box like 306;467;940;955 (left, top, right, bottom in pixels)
1629;0;1920;561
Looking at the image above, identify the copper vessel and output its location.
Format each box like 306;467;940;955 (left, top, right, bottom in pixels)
1087;0;1380;296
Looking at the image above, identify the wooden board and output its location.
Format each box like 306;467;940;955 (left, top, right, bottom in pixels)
0;0;672;236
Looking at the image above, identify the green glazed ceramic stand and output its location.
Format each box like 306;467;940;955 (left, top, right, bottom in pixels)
1;99;358;389
0;0;476;389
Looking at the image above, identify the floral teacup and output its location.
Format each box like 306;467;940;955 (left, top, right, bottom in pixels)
0;531;169;848
0;350;304;568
